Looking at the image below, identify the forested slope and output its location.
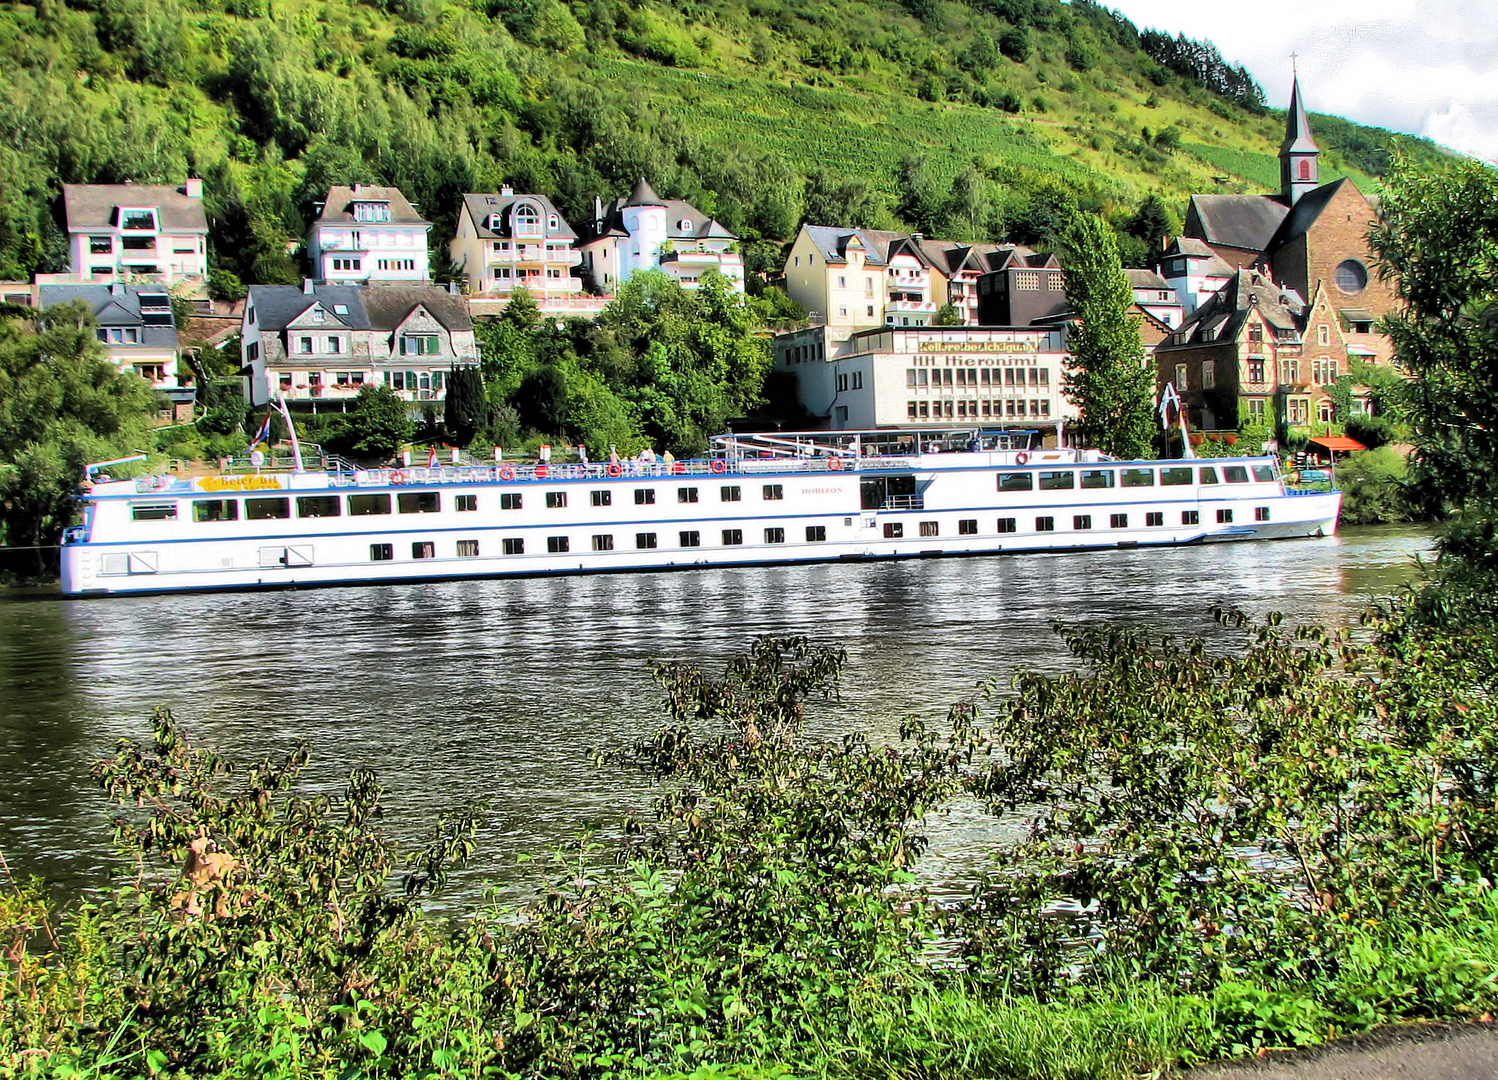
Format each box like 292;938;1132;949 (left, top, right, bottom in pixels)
0;0;1449;287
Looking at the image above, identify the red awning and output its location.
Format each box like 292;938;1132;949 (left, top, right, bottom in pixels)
1309;436;1367;453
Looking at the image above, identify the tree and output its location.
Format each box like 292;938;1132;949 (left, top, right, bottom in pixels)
934;303;962;326
1125;193;1176;265
1058;213;1156;459
442;365;487;447
346;384;413;460
1369;151;1498;543
0;302;154;548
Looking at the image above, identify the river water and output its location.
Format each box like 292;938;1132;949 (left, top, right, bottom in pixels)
0;525;1433;902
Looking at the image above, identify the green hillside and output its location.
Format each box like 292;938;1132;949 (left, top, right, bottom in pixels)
0;0;1449;288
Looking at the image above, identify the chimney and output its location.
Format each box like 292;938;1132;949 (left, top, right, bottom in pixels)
110;282;126;296
501;184;514;197
183;178;203;199
303;279;315;295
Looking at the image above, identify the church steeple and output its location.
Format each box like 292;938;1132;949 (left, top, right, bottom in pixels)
1280;76;1320;206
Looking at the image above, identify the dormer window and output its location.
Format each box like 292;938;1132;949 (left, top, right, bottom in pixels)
353;202;391;223
119;209;157;231
489;214;503;231
548;214;559;230
513;202;541;237
679;218;692;232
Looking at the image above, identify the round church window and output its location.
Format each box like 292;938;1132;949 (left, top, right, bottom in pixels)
1335;259;1368;294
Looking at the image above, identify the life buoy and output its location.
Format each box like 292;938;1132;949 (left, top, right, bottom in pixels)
535;464;549;478
828;457;843;471
390;470;404;485
606;462;622;477
1016;452;1029;465
498;465;516;481
710;459;727;474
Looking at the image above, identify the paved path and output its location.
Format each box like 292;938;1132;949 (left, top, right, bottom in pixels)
1184;1023;1498;1080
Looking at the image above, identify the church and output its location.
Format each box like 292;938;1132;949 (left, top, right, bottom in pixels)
1153;79;1395;436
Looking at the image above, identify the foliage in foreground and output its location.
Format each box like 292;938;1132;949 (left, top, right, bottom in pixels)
6;597;1498;1079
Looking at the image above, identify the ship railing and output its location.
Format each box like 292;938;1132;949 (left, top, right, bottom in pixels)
334;456;876;486
880;494;925;510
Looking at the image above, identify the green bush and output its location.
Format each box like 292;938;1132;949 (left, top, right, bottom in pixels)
1338;445;1416;523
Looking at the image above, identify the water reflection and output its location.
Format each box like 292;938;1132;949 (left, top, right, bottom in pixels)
0;525;1432;900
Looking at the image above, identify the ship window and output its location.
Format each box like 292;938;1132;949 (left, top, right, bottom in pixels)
806;525;827;542
998;472;1033;492
720;485;741;502
1120;468;1155;487
297;496;340;518
192;499;238;522
1199;467;1219;484
763;484;783;501
1035;516;1055;531
1146;512;1164;527
457;540;479;557
1183;510;1200;525
1110;513;1128;529
1256;507;1270;521
679;487;698;503
592;534;614;551
456;494;478;511
1217;509;1233;523
591;490;612;507
370;544;393;561
246;497;290;520
129;501;178;521
1253;465;1276;482
546;491;567;508
1161;467;1193;486
635;489;656;505
413;542;435;559
959;519;977;535
765;527;785;544
998;518;1017;533
397;492;440;514
636;532;657;549
680;530;701;547
722;529;743;545
501;493;522;510
1223;466;1250;484
1038;471;1075;491
1073;515;1092;530
502;538;524;555
920;521;939;537
348;494;391;516
547;536;569;553
883;522;903;538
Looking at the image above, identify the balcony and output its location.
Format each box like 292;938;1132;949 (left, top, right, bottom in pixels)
487;245;581;266
885;299;936;314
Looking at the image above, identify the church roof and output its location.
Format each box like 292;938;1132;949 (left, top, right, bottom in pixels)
1188;194;1290;253
624;177;664;208
1282;77;1320;156
1260;177;1356;253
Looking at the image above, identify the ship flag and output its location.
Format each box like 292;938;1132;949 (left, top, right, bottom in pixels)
427;446;439;469
249;412;273;451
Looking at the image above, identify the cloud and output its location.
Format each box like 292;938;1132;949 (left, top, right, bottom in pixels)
1106;0;1498;160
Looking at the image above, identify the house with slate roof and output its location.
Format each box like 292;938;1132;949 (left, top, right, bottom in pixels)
449;188;606;316
308;185;432;286
241;282;476;407
39;283;191;413
575;179;744;294
49;181;209;291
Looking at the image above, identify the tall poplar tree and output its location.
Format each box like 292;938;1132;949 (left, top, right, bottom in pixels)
1059;213;1157;459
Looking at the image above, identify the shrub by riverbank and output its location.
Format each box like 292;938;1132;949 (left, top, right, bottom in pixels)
5;596;1498;1079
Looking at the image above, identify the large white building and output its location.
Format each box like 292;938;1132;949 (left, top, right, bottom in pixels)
448;189;607;317
52;181;209;290
575;178;744;294
308;185;432;286
773;325;1076;431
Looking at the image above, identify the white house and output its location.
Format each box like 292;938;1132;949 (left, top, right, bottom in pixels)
448;188;606;316
1157;238;1235;316
308;185;432;286
575;178;744;294
53;181;209;290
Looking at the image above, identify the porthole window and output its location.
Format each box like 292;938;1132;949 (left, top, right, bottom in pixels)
1334;259;1368;295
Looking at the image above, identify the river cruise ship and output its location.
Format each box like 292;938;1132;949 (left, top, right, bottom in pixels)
60;428;1342;596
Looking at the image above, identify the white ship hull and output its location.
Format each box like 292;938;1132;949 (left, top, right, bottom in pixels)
60;444;1343;597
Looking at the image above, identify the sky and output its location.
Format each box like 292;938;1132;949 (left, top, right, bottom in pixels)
1105;0;1498;163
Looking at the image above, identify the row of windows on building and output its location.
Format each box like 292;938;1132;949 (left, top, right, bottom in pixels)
489;241;571;255
783;342;827;364
89;236;198;254
908;367;1050;387
329;258;420;272
130;484;793;523
910;399;1051;419
1177;357;1342;389
288;334;441;356
491;267;566;279
877;506;1269;537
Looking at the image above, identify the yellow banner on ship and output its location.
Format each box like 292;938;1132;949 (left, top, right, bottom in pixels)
198;475;287;492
